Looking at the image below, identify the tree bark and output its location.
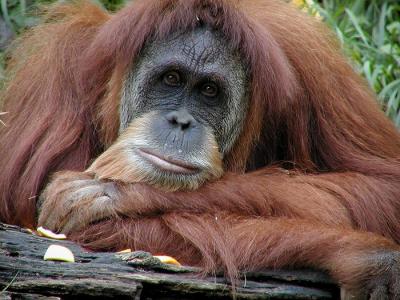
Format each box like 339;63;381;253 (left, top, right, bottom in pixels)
0;223;339;299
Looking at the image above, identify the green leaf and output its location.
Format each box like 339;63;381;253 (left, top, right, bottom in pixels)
374;2;387;47
345;8;369;46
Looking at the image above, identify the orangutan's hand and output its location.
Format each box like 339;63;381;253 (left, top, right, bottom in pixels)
38;171;120;234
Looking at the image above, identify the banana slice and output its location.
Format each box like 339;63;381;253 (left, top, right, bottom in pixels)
117;248;132;253
37;226;67;240
44;245;75;263
154;255;181;266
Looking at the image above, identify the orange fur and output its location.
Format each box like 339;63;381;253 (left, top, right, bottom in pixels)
1;0;400;294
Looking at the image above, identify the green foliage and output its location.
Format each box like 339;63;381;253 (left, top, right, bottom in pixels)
97;0;125;12
310;0;400;126
0;0;399;126
1;0;44;32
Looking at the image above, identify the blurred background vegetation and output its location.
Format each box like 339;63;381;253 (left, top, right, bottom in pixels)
0;0;399;127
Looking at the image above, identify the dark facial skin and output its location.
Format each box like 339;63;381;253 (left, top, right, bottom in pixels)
118;27;248;188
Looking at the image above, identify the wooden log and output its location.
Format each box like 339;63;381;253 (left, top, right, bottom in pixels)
0;223;339;299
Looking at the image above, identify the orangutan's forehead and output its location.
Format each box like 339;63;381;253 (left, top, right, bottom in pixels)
144;28;238;71
178;29;226;65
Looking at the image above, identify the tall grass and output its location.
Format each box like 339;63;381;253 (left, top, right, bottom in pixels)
1;0;399;126
305;0;400;126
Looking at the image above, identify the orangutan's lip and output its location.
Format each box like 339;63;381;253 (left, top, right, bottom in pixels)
136;148;199;174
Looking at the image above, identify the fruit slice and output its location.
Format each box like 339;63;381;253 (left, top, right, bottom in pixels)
117;249;132;253
44;245;75;262
37;226;67;240
154;255;181;266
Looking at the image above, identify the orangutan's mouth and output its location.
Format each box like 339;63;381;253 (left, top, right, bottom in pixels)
137;148;199;174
